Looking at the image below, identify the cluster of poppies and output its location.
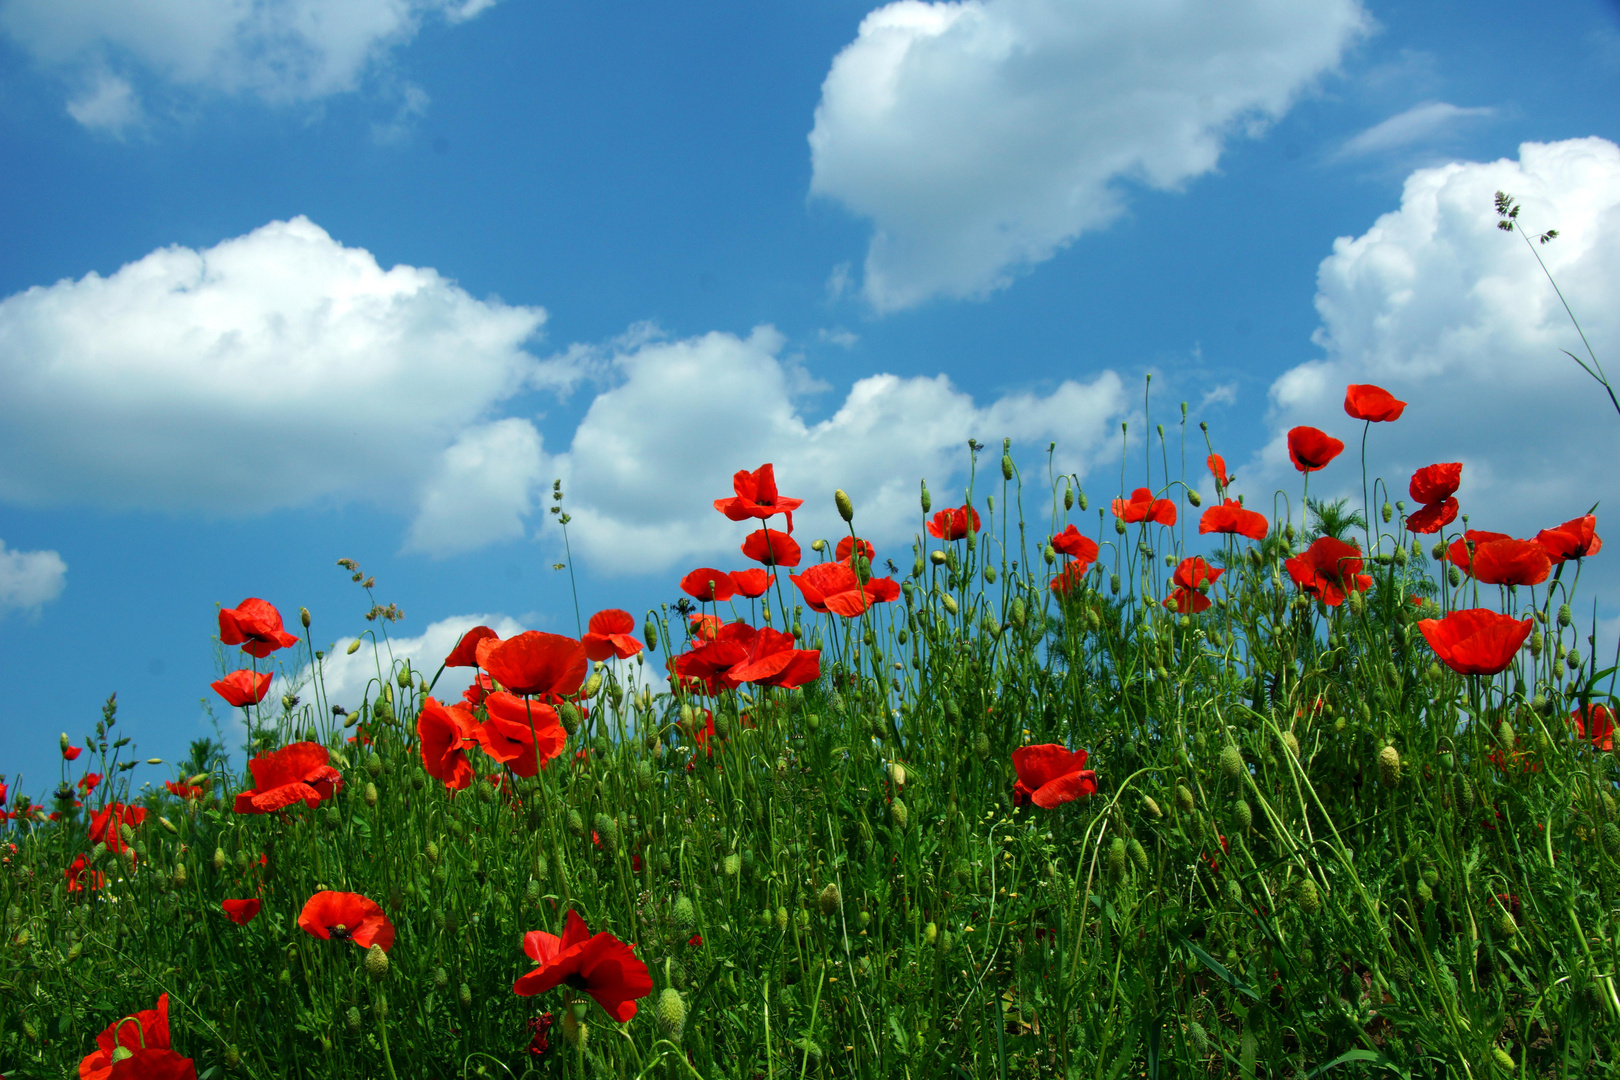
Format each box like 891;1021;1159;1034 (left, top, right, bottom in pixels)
208;598;302;708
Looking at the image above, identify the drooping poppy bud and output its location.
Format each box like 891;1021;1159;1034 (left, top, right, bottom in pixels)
835;489;854;522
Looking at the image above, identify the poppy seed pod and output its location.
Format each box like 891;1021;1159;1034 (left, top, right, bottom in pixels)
835;489;854;522
1377;745;1400;787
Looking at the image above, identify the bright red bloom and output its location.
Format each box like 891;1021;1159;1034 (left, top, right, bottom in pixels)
1049;563;1089;596
680;568;736;603
78;994;194;1080
1572;704;1615;751
513;908;654;1021
1164;557;1222;614
63;744;83;761
727;627;821;689
1286;427;1344;472
688;613;724;640
417;697;479;790
211;669;271;708
222;899;261;926
1199;499;1268;541
478;693;568;777
1409;462;1462;505
90;803;147;854
164;780;207;800
728;569;775;598
581;609;644;662
233;742;342;814
1444;529;1510;570
1049;525;1098;570
1284;536;1371;607
670;623;755;695
66;853;105;893
1472;537;1552;586
713;464;804;532
741;529;801;568
444;625;499;667
835;536;875;564
297;891;395;951
482;632;588;698
1111;488;1176;526
1343;383;1407;423
1010;745;1097;809
78;772;102;795
1537;514;1603;563
218;598;300;658
927;505;981;541
1208;454;1229;489
1405;498;1458;535
789;562;898;617
1418;608;1532;676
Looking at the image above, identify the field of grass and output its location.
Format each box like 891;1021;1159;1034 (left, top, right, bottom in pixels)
2;400;1618;1079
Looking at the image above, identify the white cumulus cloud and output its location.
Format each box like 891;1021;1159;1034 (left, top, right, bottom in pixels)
406;418;554;557
0;539;67;616
1254;138;1620;556
809;0;1370;311
543;325;1129;575
0;0;502;124
0;216;578;545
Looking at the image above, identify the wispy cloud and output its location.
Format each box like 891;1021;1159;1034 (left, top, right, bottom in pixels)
1335;101;1495;159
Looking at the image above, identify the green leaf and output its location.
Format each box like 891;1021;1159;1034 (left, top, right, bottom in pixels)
1176;934;1259;1001
1304;1048;1404;1078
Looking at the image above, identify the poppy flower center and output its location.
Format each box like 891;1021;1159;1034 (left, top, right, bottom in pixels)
327;923;351;940
562;973;591;991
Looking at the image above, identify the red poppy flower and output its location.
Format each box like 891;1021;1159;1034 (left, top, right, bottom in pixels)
1409;462;1462;505
740;529;801;568
688;613;724;641
1048;563;1089;596
417;697;479;790
444;625;499;667
78;772;102;795
1286;427;1344;472
462;671;495;708
1572;704;1614;751
63;744;83;761
680;568;736;603
218;598;300;658
1010;745;1097;809
726;626;821;689
670;624;755;695
728;569;775;598
1049;525;1099;570
233;742;342;814
222;899;261;926
297;891;395;951
835;537;875;564
1163;557;1222;614
513;908;654;1021
581;609;644;662
789;562;897;617
1405;498;1458;535
164;780;207;800
1111;488;1176;526
477;693;568;777
1199;499;1268;541
482;632;589;698
78;994;193;1080
90;803;147;854
1417;608;1532;676
1343;383;1407;423
713;464;804;532
1208;454;1229;489
1536;514;1603;564
927;506;980;541
211;669;271;708
1284;536;1371;607
1471;537;1552;587
66;853;105;893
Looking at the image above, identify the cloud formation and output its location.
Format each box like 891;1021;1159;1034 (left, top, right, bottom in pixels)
0;0;500;126
1256;138;1620;551
0;216;572;544
1334;101;1495;159
0;539;67;616
544;326;1129;575
809;0;1369;311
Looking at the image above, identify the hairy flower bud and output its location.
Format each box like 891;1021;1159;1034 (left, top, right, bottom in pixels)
1218;745;1244;781
1106;837;1127;876
835;489;854;523
890;798;909;832
818;883;840;916
724;853;741;876
365;943;389;981
673;894;696;932
1232;800;1253;832
1127;838;1149;873
1294;876;1321;915
1141;795;1162;819
1175;785;1195;814
1377;745;1401;788
644;618;659;652
657;987;687;1040
920;480;931;514
364;782;378;808
972;732;989;761
213;847;227;873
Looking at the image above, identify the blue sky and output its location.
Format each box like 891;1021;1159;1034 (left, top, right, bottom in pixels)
3;0;1619;799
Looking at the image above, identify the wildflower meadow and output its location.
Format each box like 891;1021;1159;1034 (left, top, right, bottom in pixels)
3;207;1619;1080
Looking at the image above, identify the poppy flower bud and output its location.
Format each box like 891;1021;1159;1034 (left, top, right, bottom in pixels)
566;808;585;838
818;883;840;916
364;782;378;808
1377;745;1400;787
1000;454;1014;481
775;906;789;931
557;702;581;736
1494;904;1516;939
346;638;363;655
724;853;741;876
656;987;687;1040
1187;489;1201;508
213;847;227;873
1567;648;1582;671
972;732;990;760
425;840;440;864
673;894;696;932
1106;837;1127;876
1294;876;1321;915
1113;517;1127;536
594;813;618;856
1529;631;1543;657
1380;502;1392;524
1558;603;1572;627
172;862;188;888
1063;482;1074;510
1233;799;1253;832
1280;731;1300;761
1078;491;1088;511
923;921;937;945
891;798;909;831
1141;795;1162;819
1126;838;1149;874
920;481;931;514
59;732;71;752
1447;565;1461;587
929;549;946;566
835;489;854;522
1218;745;1244;780
1600;821;1620;858
365;943;389;981
1174;784;1196;814
1495;720;1515;751
1489;1048;1515;1075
